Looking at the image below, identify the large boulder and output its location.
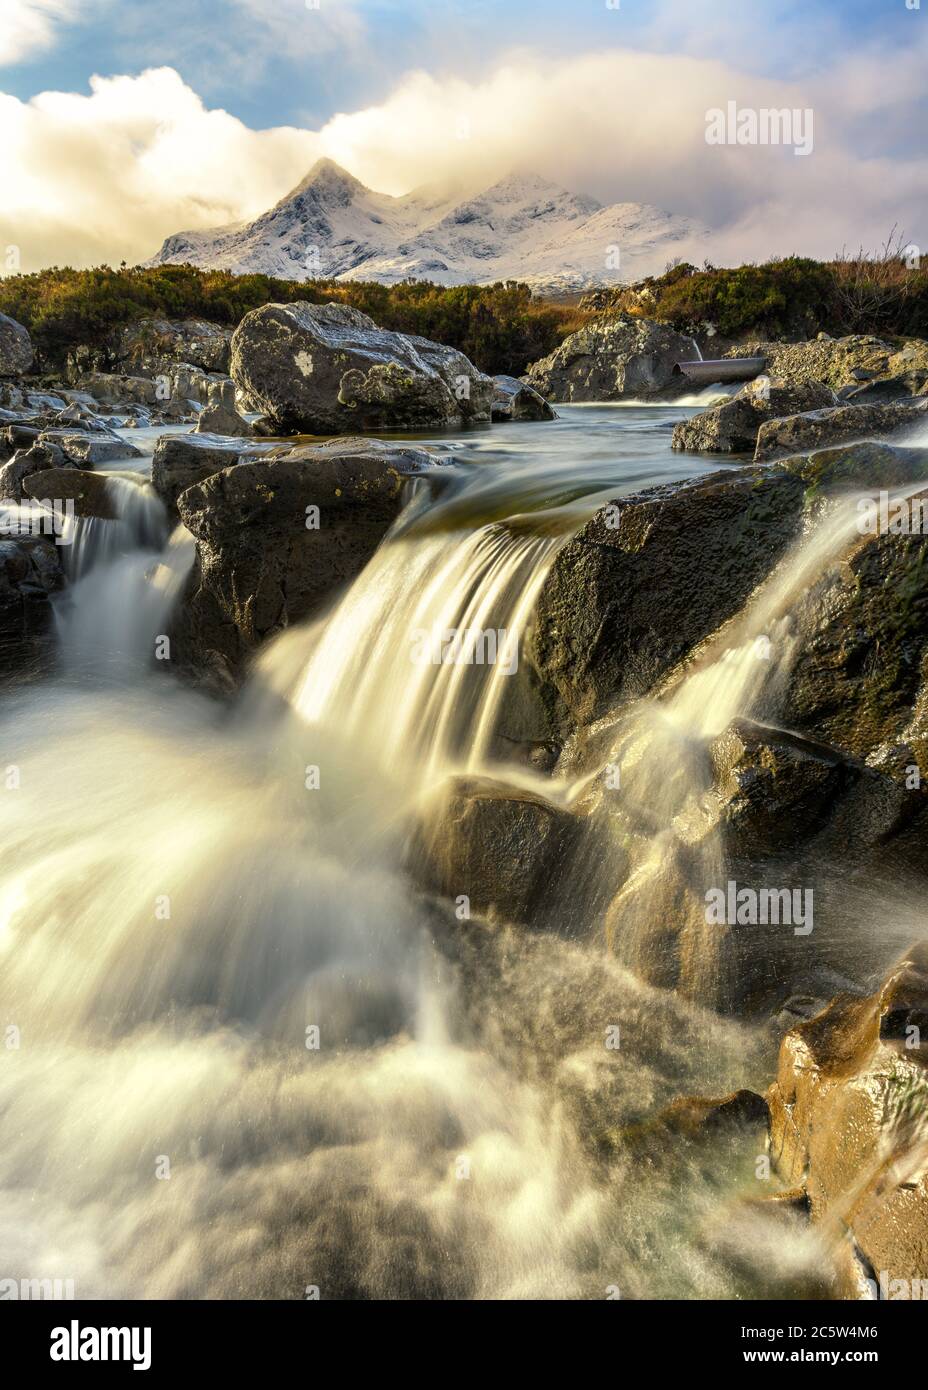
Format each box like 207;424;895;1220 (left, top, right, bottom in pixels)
672;378;836;455
174;439;447;675
524;313;694;402
409;775;582;928
754;399;928;462
0;314;34;378
150;432;283;513
768;944;928;1288
231;302;494;434
529;467;806;732
491;375;555;422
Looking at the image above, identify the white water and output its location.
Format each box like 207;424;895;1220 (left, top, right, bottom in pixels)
0;409;876;1299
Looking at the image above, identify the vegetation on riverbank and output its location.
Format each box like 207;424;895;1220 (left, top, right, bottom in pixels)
0;264;590;375
590;249;928;340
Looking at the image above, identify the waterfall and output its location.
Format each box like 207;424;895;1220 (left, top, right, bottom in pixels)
0;410;854;1300
54;474;194;680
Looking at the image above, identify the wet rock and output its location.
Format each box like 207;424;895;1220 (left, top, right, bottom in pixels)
0;313;34;377
782;497;928;763
524;313;694;402
194;379;255;437
491;375;555;421
672;378;836;455
655;1088;770;1138
754;399;928;462
530;468;806;731
0;533;64;675
150;432;283;513
174;438;445;675
231;301;494;434
21;468;118;521
409;774;582;927
768;943;928;1284
777;440;928;491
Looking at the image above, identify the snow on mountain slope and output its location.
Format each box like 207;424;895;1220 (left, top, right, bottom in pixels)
148;159;711;294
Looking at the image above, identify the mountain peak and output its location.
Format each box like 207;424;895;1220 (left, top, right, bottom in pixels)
148;165;711;294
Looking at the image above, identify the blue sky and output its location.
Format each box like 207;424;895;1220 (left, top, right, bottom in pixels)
2;0;920;131
0;0;925;271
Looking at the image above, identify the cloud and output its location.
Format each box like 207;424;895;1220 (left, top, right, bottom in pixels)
0;68;322;269
0;41;925;274
0;1;81;65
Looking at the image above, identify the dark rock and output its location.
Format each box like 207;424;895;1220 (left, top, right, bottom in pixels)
174;438;445;675
408;774;582;927
530;467;806;731
21;468;119;520
777;440;928;490
231;301;494;434
0;534;64;674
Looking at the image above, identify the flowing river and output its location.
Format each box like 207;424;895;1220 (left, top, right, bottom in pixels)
0;396;853;1299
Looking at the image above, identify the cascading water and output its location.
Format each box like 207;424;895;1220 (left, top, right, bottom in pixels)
0;407;864;1299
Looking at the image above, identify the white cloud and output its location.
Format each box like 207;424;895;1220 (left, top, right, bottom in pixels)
0;68;322;269
0;42;925;273
0;0;80;65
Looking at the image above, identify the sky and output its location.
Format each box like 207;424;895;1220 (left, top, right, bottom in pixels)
0;0;925;272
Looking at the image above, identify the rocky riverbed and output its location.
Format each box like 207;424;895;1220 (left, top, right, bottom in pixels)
0;300;926;1298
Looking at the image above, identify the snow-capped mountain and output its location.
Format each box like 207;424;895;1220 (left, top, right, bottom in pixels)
148;159;711;295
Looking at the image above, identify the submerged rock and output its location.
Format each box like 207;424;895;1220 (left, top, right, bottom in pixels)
491;375;555;421
672;378;836;455
524;313;694;402
174;438;445;675
754;399;928;462
231;301;494;434
768;943;928;1286
0;313;34;378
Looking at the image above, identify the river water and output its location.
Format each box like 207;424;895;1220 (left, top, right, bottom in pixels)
0;397;843;1299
